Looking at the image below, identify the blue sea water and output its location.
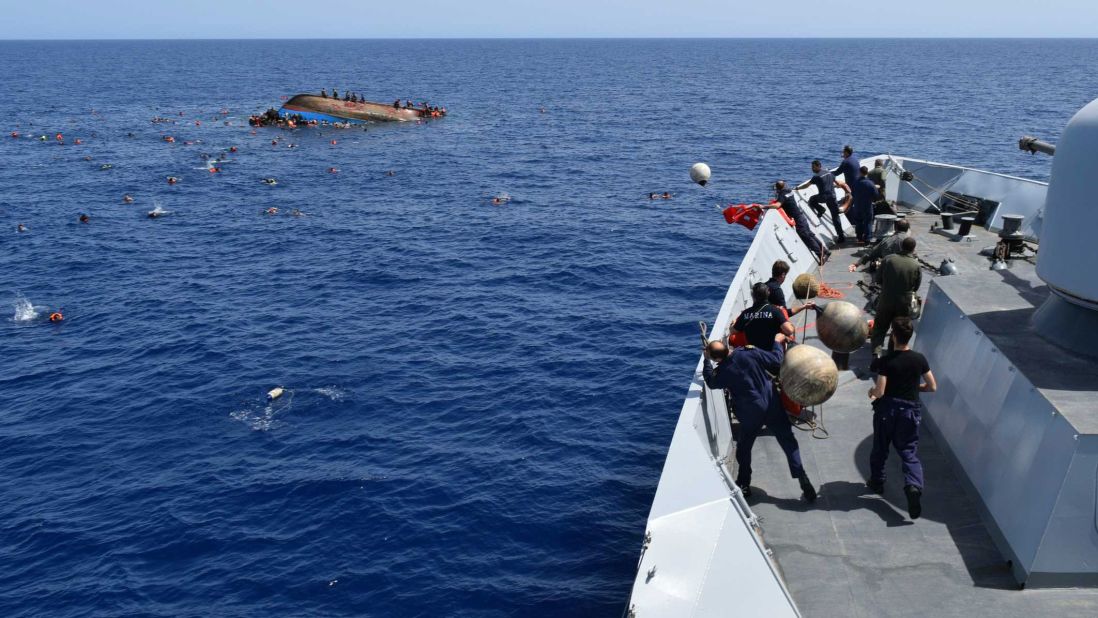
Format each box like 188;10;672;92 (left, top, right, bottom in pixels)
1;39;1096;617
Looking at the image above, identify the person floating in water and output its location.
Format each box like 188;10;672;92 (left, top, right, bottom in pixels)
79;213;90;224
662;192;672;199
262;177;277;186
17;223;27;233
265;207;278;215
123;194;134;204
167;176;180;185
290;208;304;217
648;193;658;200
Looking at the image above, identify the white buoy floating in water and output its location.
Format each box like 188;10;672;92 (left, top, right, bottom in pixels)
267;386;285;401
690;162;712;186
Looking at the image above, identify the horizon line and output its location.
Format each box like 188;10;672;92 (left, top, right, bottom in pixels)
2;35;1097;42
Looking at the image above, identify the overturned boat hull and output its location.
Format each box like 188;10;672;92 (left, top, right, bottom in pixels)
279;94;426;124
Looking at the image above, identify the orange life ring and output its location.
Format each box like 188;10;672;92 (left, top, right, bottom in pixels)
49;312;63;322
729;330;748;348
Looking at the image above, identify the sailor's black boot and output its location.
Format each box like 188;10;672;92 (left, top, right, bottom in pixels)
905;485;923;519
799;473;817;503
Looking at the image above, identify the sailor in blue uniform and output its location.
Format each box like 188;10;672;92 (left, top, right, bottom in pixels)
867;317;937;519
832;144;859;188
769;181;830;263
850;167;879;243
704;334;817;502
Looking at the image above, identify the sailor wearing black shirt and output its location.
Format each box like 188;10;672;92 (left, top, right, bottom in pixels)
767;181;830;264
766;260;816;319
867;316;937;519
731;282;795;348
702;335;816;502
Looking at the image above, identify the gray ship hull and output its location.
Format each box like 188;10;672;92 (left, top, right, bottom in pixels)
628;156;1098;616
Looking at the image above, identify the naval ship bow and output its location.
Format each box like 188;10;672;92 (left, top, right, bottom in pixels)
627;98;1098;617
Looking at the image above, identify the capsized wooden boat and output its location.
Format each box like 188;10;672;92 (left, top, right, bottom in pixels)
279;94;438;123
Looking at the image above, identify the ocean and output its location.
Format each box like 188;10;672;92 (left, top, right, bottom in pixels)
1;39;1095;617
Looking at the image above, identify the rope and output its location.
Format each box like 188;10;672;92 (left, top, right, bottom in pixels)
821;283;843;300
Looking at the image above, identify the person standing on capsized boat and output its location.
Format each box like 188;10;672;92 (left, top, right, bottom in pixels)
703;334;817;502
867;316;936;520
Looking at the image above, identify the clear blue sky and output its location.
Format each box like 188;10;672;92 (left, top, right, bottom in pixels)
1;0;1094;39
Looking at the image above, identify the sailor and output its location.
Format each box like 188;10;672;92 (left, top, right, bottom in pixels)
350;93;358;103
703;334;817;501
832;144;859;188
332;89;339;100
766;181;830;264
393;99;401;108
321;89;328;98
766;260;816;319
870;236;921;355
872;186;895;216
798;159;850;244
867;158;887;192
730;282;796;348
849;167;878;244
867;316;936;519
849;218;909;275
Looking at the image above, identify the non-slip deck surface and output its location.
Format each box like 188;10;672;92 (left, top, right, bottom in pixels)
741;212;1098;617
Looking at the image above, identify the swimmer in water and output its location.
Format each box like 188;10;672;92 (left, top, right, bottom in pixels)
167;176;180;185
17;223;27;233
147;210;161;219
662;192;672;199
491;195;511;206
265;207;279;215
79;214;90;224
385;170;396;177
100;163;113;170
290;208;304;217
123;194;134;204
648;193;658;200
262;177;278;186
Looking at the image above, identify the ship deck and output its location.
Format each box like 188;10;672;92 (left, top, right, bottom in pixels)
743;210;1098;617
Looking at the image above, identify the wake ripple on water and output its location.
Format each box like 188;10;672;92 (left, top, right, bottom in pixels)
229;386;348;430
